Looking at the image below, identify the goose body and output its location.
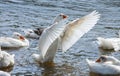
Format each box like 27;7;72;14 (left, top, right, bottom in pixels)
33;11;100;63
33;38;59;63
86;55;120;75
0;71;10;76
97;37;120;51
0;47;15;68
0;32;29;48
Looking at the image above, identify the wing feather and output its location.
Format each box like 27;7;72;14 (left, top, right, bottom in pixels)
38;19;67;58
43;38;59;62
61;11;100;52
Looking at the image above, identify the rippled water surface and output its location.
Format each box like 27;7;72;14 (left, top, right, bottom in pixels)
0;0;120;76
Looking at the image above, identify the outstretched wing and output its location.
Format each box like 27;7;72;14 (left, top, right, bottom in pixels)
38;19;67;58
61;11;100;52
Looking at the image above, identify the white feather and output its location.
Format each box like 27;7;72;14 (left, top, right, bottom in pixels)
0;71;10;76
42;38;59;62
0;37;29;48
32;38;59;63
38;19;68;59
0;47;15;68
97;37;120;51
86;56;120;75
61;11;100;52
86;59;120;74
0;32;29;48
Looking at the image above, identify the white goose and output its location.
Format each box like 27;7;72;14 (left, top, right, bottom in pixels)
24;29;40;39
97;36;120;51
24;28;45;39
0;47;15;68
86;55;120;75
32;11;100;63
0;32;29;48
32;14;68;63
0;71;10;76
24;13;67;39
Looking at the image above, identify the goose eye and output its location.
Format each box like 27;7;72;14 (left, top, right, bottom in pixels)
16;34;19;36
37;28;40;30
59;14;67;19
100;56;106;62
96;56;106;62
60;14;62;16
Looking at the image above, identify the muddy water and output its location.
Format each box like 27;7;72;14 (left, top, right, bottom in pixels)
0;0;120;76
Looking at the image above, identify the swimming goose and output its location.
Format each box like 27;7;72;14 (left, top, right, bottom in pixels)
24;13;66;39
86;55;120;75
0;47;15;68
0;32;29;48
33;11;100;63
24;28;44;39
97;37;120;51
24;29;39;39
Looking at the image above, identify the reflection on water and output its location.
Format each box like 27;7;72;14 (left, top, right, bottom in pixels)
0;0;120;76
98;47;115;55
0;66;14;72
41;64;74;76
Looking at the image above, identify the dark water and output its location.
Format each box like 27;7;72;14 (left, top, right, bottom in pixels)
0;0;120;76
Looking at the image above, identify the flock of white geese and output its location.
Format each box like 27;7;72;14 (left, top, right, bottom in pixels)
0;10;120;75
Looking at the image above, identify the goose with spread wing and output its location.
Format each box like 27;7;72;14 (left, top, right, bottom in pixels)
32;11;100;63
32;14;68;63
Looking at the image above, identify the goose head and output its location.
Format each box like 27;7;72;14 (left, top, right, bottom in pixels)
24;29;39;38
12;32;29;46
96;55;120;65
23;28;45;39
33;28;44;36
13;32;25;40
52;13;68;24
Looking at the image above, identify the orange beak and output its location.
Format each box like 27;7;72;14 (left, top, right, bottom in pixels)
19;36;25;40
96;58;101;62
62;15;67;19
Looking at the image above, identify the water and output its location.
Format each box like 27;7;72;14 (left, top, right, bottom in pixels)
0;0;120;76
